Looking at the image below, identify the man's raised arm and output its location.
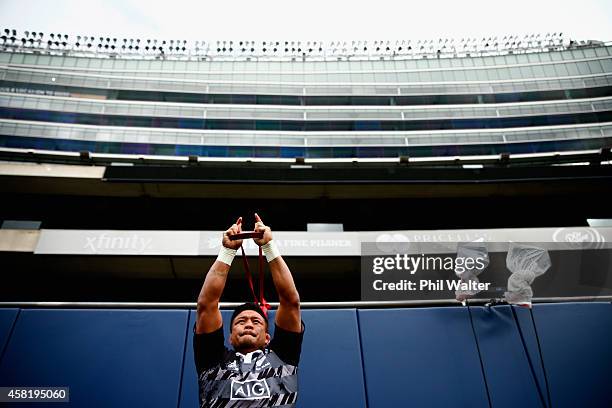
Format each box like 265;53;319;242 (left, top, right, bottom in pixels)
195;217;243;334
253;213;302;333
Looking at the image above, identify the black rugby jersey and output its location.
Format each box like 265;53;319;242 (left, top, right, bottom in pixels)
193;322;305;408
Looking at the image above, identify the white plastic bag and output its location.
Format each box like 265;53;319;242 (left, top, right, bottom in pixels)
504;243;551;307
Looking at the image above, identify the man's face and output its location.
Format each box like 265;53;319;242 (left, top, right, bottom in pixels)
230;310;270;353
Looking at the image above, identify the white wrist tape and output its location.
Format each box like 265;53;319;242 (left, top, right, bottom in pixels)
216;246;237;266
262;240;281;262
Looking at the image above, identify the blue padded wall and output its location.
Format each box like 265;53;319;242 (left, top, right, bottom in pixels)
469;305;548;408
180;308;366;408
358;307;489;408
1;303;610;407
296;309;366;408
0;308;19;363
178;310;199;408
531;302;612;408
512;305;551;406
0;309;189;408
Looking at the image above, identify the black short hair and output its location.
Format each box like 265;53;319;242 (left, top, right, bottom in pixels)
230;302;269;330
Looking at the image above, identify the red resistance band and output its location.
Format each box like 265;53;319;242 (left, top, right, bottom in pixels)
238;245;271;317
231;232;271;317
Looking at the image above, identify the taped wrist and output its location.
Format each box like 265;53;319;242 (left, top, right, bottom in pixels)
216;246;237;266
261;240;281;262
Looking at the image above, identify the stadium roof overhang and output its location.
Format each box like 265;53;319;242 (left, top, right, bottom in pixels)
1;156;611;199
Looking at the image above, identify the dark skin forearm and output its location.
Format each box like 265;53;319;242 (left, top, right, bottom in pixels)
197;260;230;306
268;256;300;305
254;213;301;333
195;217;243;334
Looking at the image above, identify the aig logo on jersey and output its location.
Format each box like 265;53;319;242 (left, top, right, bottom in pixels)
230;379;271;400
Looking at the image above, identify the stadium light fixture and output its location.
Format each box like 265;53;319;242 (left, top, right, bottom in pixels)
0;29;582;61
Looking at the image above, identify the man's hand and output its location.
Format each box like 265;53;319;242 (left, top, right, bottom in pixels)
253;213;273;246
222;217;243;250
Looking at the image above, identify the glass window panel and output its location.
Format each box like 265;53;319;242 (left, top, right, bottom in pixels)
455;70;467;81
465;69;478;81
362;61;374;71
555;63;569;76
406;60;418;70
450;58;461;67
566;63;580;75
509;67;521;79
576;62;590;75
38;55;51;65
113;59;126;69
63;57;77;67
89;58;102;68
364;73;375;81
537;65;551;77
520;66;532;78
550;52;562;61
440;70;454;81
588;60;602;73
397;73;410;82
601;59;612;72
488;69;500;81
123;60;136;69
10;54;25;64
22;54;37;64
431;71;443;81
386;72;398;82
527;53;540;63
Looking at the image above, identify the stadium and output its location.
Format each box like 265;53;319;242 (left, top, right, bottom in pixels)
0;28;611;407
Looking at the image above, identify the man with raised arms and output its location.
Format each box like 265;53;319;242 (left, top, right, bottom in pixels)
194;214;304;407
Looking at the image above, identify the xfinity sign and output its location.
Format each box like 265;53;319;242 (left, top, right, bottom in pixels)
35;230;200;255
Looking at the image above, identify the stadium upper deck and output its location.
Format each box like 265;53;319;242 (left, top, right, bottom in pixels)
0;31;611;159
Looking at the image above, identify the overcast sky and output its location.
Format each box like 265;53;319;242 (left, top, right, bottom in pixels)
1;0;611;43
